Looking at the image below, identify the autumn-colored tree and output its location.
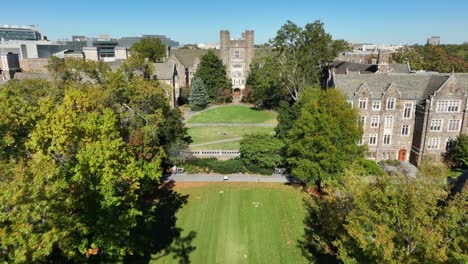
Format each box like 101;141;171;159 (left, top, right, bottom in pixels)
301;164;467;263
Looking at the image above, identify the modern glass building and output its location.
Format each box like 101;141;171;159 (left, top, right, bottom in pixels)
0;25;43;41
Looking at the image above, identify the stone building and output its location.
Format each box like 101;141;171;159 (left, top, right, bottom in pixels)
220;30;254;97
331;72;468;165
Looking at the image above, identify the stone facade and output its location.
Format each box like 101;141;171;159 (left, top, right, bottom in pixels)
332;73;468;165
220;30;254;97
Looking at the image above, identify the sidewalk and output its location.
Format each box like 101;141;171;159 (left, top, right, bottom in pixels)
168;173;289;183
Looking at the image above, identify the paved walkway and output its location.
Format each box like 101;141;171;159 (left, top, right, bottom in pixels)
190;137;243;147
186;123;276;127
168;173;289;183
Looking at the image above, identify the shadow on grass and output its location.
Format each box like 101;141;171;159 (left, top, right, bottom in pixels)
124;180;197;264
297;197;339;264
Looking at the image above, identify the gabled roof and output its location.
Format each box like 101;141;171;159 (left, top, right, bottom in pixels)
332;60;411;75
154;62;175;80
333;73;468;100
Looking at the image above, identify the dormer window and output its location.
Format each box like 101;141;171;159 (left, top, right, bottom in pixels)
359;98;367;110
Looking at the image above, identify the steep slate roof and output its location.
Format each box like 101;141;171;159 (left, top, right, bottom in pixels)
154;62;175;80
171;49;218;66
332;60;411;75
333;73;468;100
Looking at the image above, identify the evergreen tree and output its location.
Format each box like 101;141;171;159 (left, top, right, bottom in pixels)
189;78;209;111
193;50;231;102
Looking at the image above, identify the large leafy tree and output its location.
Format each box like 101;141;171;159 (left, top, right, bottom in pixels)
245;57;289;108
240;133;284;169
271;20;349;101
193;50;231;102
47;57;110;84
284;88;364;185
301;164;467;263
188;77;209;111
0;60;191;262
130;37;166;63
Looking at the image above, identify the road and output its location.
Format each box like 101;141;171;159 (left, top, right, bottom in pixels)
168;173;289;183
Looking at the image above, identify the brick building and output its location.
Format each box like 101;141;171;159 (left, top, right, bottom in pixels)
330;72;468;165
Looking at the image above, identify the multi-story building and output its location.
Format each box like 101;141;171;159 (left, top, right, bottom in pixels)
220;30;254;97
0;25;44;41
330;72;468;165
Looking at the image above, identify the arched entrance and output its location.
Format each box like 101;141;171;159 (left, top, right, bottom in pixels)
398;149;407;162
233;88;241;97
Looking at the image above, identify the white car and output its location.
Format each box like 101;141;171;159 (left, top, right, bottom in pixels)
223;176;229;181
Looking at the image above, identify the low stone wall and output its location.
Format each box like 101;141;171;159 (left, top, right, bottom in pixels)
20;58;49;73
182;150;240;160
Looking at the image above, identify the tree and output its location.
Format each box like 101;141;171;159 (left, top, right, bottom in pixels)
446;134;468;169
271;20;350;101
284;88;365;185
130;37;166;62
240;133;284;169
0;60;191;262
300;164;467;263
188;78;209;111
245;57;289;108
193;50;231;102
47;57;110;84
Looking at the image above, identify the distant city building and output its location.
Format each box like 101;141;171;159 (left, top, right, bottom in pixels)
427;36;441;45
72;35;86;42
220;30;254;96
0;25;44;41
197;43;220;49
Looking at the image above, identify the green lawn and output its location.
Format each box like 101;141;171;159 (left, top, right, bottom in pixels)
152;183;307;264
188;105;278;124
188;126;275;145
189;140;241;150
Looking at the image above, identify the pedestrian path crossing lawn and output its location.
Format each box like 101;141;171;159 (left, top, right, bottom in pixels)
188;105;278;124
152;183;307;264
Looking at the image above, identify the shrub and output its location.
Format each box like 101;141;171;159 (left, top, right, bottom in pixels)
378;159;401;167
245;163;272;175
361;159;384;176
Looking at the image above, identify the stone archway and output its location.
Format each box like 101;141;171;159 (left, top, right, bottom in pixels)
233;88;241;97
398;149;407;162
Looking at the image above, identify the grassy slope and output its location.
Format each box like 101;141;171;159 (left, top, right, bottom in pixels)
188;126;274;145
153;183;307;264
189;140;241;150
188;105;278;124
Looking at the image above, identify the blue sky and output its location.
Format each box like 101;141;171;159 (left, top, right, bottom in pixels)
2;0;467;45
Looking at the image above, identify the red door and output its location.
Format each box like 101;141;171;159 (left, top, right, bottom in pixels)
398;149;407;162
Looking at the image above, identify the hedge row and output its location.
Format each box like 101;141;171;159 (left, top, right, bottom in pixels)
183;158;273;175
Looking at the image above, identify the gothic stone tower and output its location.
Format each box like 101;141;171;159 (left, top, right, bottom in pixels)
220;30;254;97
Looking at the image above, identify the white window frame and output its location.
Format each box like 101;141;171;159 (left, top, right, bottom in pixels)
430;119;443;132
370;116;380;128
372;101;381;111
427;138;440;150
386;98;396;110
448;119;461;132
385;116;394;128
359;116;366;127
403;102;412;119
401;124;410;136
369;134;378;145
383;134;391;145
359;98;368;110
436;100;461;112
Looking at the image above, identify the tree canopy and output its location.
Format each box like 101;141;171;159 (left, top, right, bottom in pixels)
284;88;364;185
0;57;191;262
130;37;167;63
301;164;467;263
392;45;468;73
193;50;231;102
240;133;284;169
270;20;350;101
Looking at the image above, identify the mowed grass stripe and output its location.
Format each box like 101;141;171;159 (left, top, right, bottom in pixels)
153;183;307;264
188;105;278;124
